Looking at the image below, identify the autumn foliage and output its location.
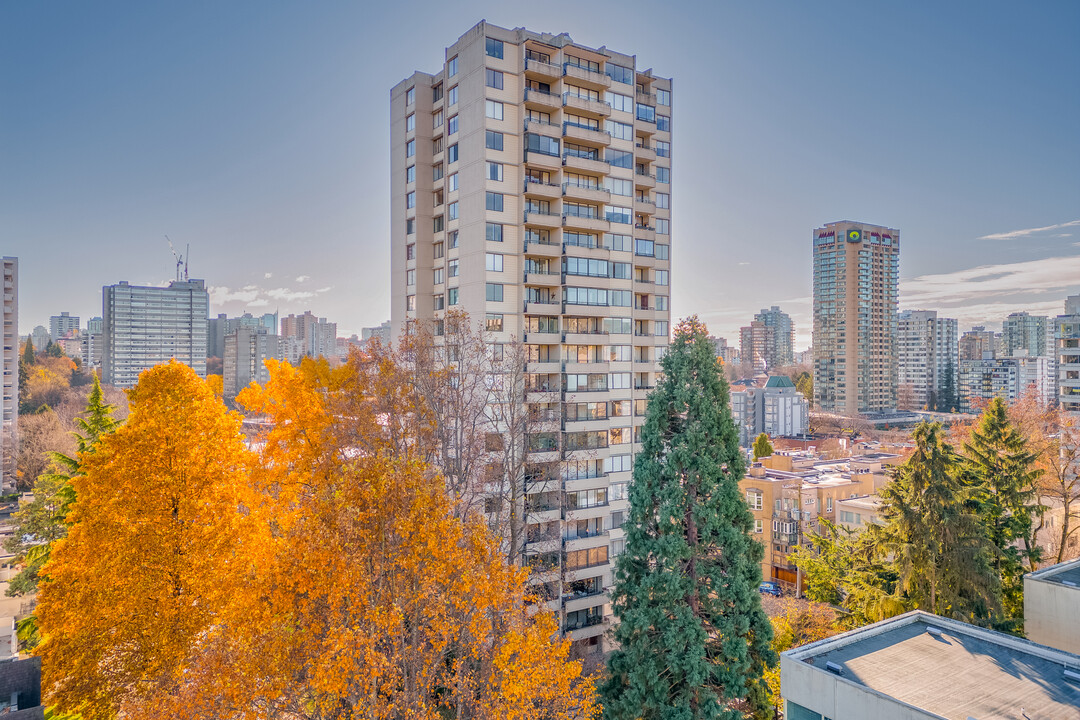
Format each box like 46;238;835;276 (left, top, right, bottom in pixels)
36;358;596;720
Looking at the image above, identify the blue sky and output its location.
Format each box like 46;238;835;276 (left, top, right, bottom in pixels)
2;0;1078;349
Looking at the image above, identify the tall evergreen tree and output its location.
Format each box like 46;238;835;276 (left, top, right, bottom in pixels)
603;317;775;720
871;421;998;621
963;397;1042;623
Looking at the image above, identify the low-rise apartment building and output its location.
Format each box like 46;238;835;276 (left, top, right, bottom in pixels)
740;452;894;585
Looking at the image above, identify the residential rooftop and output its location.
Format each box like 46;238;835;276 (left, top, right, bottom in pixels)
782;610;1080;719
1027;556;1080;588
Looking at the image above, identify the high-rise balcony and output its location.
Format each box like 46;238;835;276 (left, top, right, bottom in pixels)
563;182;610;204
524;270;562;288
563;123;611;147
524;210;562;230
525;150;562;172
634;170;656;189
562;213;610;233
562;153;609;175
634;142;657;163
524;117;561;139
525;58;561;81
524;178;561;199
634;197;656;215
525;87;562;111
563;63;612;90
562;93;611;118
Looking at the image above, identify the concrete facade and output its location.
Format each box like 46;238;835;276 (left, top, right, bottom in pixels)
958;354;1054;412
1024;557;1080;655
1055;296;1080;417
1;259;16;491
896;310;958;411
812;222;899;417
48;312;79;342
740;320;775;373
102;279;209;388
390;21;671;660
223;327;282;400
754;305;794;367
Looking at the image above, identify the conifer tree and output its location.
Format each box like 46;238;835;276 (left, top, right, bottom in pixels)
963;397;1042;623
871;421;998;621
603;317;775;720
7;375;120;650
751;433;773;461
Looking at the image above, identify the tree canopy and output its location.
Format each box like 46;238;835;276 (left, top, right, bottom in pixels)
603;317;774;720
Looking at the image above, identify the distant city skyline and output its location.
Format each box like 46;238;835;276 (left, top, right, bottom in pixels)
3;2;1078;349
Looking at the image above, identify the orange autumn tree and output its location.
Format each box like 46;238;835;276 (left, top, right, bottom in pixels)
133;356;598;720
35;361;250;719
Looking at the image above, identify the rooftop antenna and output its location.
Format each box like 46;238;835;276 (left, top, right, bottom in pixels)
164;235;184;282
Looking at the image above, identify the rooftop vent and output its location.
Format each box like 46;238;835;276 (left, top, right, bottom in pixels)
927;626;945;638
1065;668;1080;683
825;661;844;676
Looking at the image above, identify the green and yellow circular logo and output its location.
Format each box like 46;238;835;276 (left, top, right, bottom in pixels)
846;228;862;243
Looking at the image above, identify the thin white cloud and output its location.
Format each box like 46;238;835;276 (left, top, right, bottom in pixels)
901;254;1080;307
295;275;311;283
208;285;260;304
264;272;273;279
247;298;270;308
266;287;315;302
316;286;333;293
977;219;1080;240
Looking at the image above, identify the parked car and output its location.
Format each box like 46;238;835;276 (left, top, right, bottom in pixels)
758;581;783;597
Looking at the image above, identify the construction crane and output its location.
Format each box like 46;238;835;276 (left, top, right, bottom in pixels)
164;235;189;282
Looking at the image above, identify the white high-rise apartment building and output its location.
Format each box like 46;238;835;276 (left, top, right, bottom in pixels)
754;306;794;367
49;312;80;341
812;222;900;416
897;310;958;411
224;327;281;400
102;279;209;388
1056;295;1080;416
959;355;1054;412
2;258;17;490
390;21;672;659
1002;312;1052;358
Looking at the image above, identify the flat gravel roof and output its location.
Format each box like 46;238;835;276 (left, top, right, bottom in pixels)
796;617;1080;719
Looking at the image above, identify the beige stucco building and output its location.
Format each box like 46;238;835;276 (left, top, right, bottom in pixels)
740;451;893;586
390;21;672;661
1024;557;1080;655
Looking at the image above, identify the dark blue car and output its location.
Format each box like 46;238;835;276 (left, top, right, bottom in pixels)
758;581;783;597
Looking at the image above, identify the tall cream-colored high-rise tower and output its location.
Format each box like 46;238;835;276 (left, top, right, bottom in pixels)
390;21;672;661
1;258;17;490
812;221;899;417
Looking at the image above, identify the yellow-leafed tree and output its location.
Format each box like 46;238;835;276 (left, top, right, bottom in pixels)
35;361;250;719
38;356;597;719
137;357;596;720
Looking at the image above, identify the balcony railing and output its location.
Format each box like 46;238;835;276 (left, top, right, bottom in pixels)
564;614;605;631
524;178;560;191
